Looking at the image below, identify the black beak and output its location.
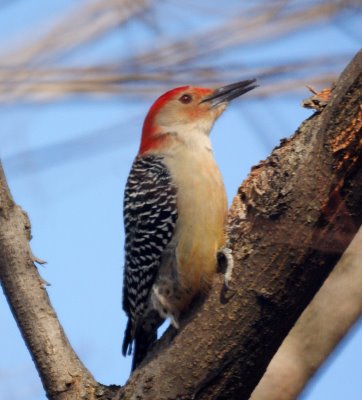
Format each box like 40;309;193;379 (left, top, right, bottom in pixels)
201;79;258;107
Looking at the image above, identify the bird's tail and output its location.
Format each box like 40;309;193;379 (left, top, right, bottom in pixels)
122;318;133;357
122;312;163;372
132;324;158;371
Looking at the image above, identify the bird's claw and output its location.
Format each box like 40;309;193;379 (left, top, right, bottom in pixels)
217;247;234;289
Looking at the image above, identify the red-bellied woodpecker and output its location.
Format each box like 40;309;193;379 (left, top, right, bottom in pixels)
122;79;257;371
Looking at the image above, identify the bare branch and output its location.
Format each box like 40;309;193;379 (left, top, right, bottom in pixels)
121;2;344;69
1;0;152;65
0;55;345;102
251;228;362;400
0;1;358;102
0;164;98;399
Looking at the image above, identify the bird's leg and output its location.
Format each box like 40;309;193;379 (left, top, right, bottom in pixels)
217;246;234;289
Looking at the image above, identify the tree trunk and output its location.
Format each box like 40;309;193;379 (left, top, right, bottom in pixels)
250;227;362;400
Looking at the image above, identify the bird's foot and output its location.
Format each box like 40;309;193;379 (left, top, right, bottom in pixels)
217;247;234;289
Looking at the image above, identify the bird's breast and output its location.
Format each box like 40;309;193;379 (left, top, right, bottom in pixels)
163;146;228;297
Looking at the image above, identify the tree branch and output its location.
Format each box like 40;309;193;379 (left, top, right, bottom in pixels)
251;227;362;400
1;49;361;399
0;1;353;102
0;165;98;398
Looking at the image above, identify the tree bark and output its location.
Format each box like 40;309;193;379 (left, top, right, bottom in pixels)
0;167;98;399
250;227;362;400
1;49;362;400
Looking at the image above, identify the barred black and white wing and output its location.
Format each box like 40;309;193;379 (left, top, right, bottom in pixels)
122;155;177;366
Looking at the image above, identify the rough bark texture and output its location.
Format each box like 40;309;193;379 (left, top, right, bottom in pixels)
0;49;361;400
251;227;362;400
0;166;98;399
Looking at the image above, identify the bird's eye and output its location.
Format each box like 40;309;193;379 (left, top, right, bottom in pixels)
179;94;192;104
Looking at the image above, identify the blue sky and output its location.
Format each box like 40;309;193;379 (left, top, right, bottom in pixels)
0;2;361;399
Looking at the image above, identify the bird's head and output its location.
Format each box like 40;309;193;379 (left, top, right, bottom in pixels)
139;79;257;154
